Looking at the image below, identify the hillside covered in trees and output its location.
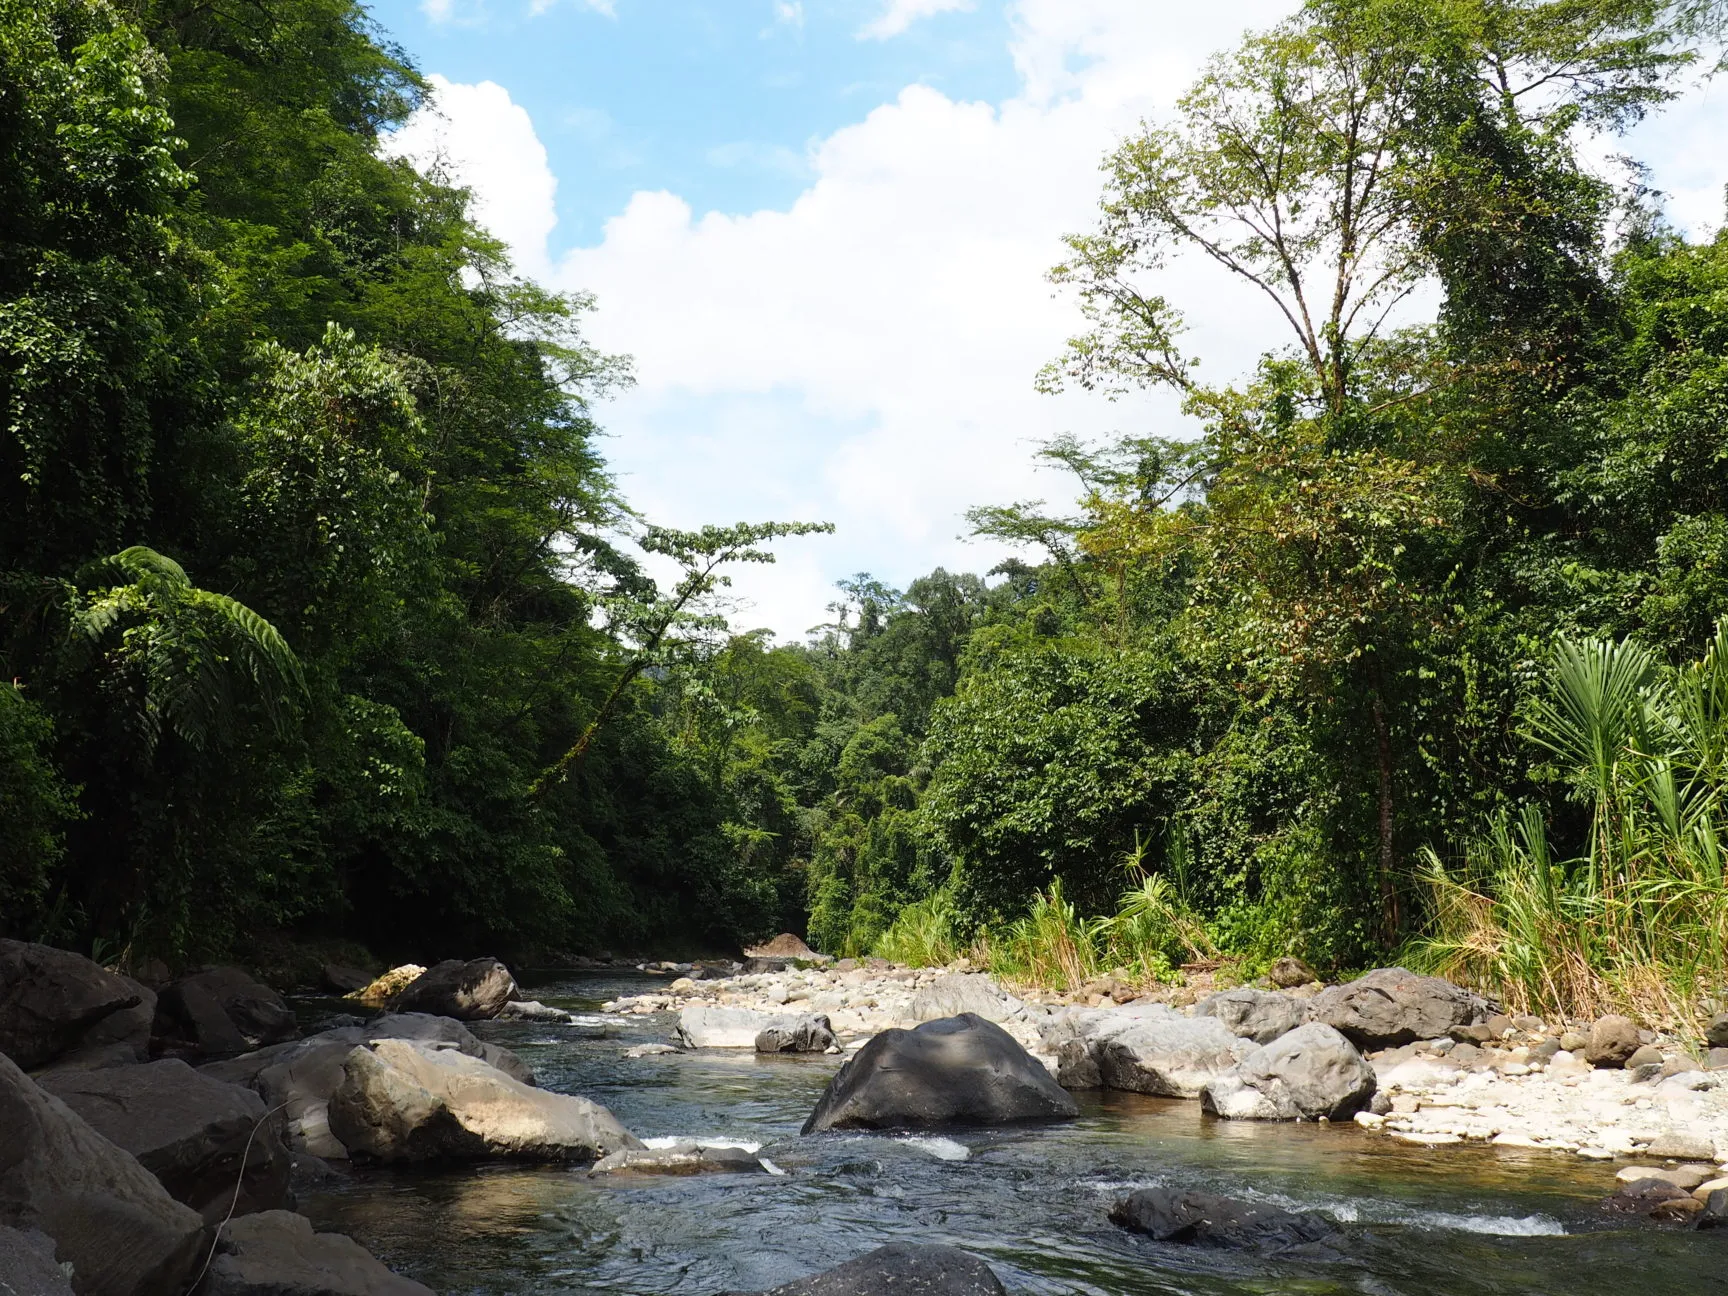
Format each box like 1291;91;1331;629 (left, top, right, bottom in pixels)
5;0;1728;1027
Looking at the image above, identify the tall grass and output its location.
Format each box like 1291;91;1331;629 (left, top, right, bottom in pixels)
1410;624;1728;1036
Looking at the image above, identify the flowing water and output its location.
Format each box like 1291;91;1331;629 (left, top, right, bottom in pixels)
299;972;1727;1295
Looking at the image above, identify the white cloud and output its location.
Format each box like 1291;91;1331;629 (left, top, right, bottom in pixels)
393;3;1728;639
773;1;804;29
528;0;616;15
858;0;975;41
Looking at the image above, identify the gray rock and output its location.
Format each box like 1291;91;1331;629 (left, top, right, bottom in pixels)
1309;968;1491;1050
755;1015;837;1053
1092;1015;1254;1098
1585;1015;1641;1068
1705;1012;1728;1050
1038;1004;1178;1089
678;1006;783;1049
1202;1022;1376;1121
495;1000;572;1023
589;1141;765;1175
204;1210;432;1296
393;959;518;1021
0;1226;73;1296
0;1053;204;1296
622;1043;679;1058
802;1013;1077;1133
1196;988;1307;1045
37;1059;290;1223
328;1039;640;1163
732;1245;1005;1296
1708;1047;1728;1071
321;964;374;996
1268;956;1319;989
0;941;142;1071
1110;1187;1337;1250
1648;1129;1719;1160
909;974;1025;1024
156;968;297;1055
1626;1044;1665;1070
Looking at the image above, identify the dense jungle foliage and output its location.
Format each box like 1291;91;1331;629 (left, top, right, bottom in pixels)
4;0;1728;1020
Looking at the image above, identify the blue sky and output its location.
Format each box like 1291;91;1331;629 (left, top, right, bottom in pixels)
374;0;1728;639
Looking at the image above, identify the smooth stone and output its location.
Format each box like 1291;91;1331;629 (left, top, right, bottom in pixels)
1195;988;1307;1045
726;1244;1005;1296
908;974;1025;1024
0;941;142;1071
1267;956;1319;989
495;1000;572;1023
393;958;518;1022
204;1210;433;1296
678;1006;786;1049
589;1142;765;1175
1647;1130;1718;1161
155;968;297;1056
755;1015;837;1054
1585;1015;1640;1068
1202;1023;1376;1121
1109;1187;1336;1251
1309;968;1492;1050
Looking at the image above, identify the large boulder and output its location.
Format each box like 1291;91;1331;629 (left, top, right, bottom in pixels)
589;1141;767;1176
328;1038;640;1163
1195;988;1307;1045
1050;1009;1253;1098
732;1245;1005;1296
204;1211;432;1296
755;1015;837;1053
1201;1023;1376;1121
0;1226;74;1296
802;1013;1077;1134
0;1053;204;1296
202;1014;534;1160
1110;1187;1337;1250
1039;1003;1176;1089
343;965;425;1008
53;975;156;1069
1308;967;1490;1050
909;973;1024;1024
392;959;517;1021
678;1005;785;1049
155;967;298;1057
0;940;142;1071
38;1060;291;1222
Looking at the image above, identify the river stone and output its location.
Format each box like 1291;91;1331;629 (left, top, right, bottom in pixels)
1603;1179;1695;1215
746;933;819;959
204;1210;432;1296
155;967;297;1056
756;1015;837;1053
679;1005;785;1049
1089;1015;1254;1098
589;1141;765;1175
1110;1187;1337;1250
1038;1004;1179;1089
909;974;1024;1023
37;1059;290;1223
328;1038;640;1163
0;940;143;1071
1309;968;1491;1050
321;964;374;996
802;1013;1077;1133
1196;988;1307;1045
496;1000;573;1023
0;1226;73;1296
393;958;517;1021
1268;956;1319;989
1647;1129;1718;1161
0;1052;204;1296
344;966;425;1008
1201;1023;1376;1121
733;1244;1005;1296
1705;1012;1728;1049
1586;1015;1641;1067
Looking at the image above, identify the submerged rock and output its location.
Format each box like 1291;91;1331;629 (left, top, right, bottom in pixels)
1308;968;1491;1050
729;1244;1005;1296
755;1015;837;1054
328;1038;640;1163
1110;1187;1338;1250
0;1053;204;1296
393;959;518;1021
801;1013;1077;1134
589;1141;766;1175
38;1059;291;1223
1195;988;1308;1045
1202;1023;1376;1121
0;940;142;1071
204;1210;433;1296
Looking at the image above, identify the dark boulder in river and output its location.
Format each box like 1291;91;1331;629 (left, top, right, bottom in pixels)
156;966;298;1057
393;958;518;1021
205;1211;433;1296
729;1244;1005;1296
801;1012;1076;1134
0;939;142;1070
1110;1187;1338;1251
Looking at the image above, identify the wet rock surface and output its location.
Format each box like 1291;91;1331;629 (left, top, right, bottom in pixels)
728;1245;1006;1296
1109;1187;1338;1251
393;959;518;1022
205;1210;434;1296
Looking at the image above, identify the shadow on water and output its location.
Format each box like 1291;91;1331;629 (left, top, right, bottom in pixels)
298;972;1728;1296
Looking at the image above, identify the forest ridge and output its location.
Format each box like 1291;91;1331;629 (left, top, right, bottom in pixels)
4;0;1728;1028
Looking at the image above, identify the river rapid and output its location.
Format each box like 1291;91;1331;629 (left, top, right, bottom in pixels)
298;972;1726;1296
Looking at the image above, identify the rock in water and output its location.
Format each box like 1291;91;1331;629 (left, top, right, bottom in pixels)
730;1244;1006;1296
321;964;374;996
1079;1014;1255;1098
155;967;298;1056
589;1141;766;1175
801;1013;1078;1134
678;1006;785;1049
0;1053;204;1296
1585;1015;1641;1068
1195;988;1307;1044
0;1226;74;1296
1308;968;1491;1049
344;965;426;1008
1110;1188;1337;1250
0;940;142;1070
909;973;1024;1023
39;1059;291;1222
328;1038;640;1162
204;1211;433;1296
496;1000;573;1023
1201;1023;1376;1121
755;1015;837;1053
392;958;518;1021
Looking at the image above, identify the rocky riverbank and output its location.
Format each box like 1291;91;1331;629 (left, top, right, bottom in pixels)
603;954;1728;1214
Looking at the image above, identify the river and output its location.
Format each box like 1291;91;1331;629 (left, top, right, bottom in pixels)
298;971;1726;1295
